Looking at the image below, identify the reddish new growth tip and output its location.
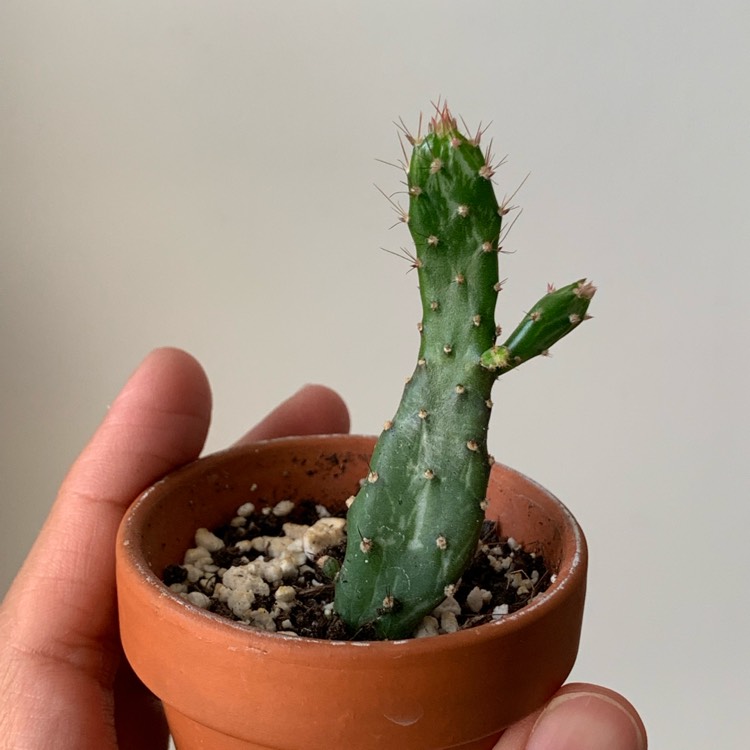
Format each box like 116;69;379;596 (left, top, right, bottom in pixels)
429;102;458;137
574;280;598;300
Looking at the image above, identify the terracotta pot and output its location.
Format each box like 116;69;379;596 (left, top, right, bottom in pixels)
116;435;587;750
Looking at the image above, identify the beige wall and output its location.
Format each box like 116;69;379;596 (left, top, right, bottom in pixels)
2;2;748;747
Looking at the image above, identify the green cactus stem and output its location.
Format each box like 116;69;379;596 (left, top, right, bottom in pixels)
480;280;596;373
333;105;594;639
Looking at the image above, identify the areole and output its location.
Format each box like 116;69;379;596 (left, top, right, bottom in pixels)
116;434;587;750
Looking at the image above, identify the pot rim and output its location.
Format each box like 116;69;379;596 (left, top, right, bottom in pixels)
118;433;586;656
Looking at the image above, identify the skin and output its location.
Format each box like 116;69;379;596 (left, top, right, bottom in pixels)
0;348;646;749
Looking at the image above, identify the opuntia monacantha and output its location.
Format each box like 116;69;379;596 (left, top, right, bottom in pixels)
333;105;595;639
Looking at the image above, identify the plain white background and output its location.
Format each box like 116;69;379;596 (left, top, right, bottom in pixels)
1;2;748;747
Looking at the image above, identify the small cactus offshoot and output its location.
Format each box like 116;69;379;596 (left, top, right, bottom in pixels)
333;105;595;639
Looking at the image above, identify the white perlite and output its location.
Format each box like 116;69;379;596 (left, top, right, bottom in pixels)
275;585;297;603
184;546;212;566
175;499;348;631
218;565;271;620
272;500;295;517
185;591;211;609
415;615;440;638
195;527;225;553
492;604;510;619
466;586;492;613
302;517;346;559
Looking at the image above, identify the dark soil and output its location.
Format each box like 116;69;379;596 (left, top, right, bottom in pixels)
163;500;552;641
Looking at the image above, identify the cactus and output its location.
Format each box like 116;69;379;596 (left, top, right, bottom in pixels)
333;105;595;639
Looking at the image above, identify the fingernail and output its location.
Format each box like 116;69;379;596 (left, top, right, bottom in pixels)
527;691;645;750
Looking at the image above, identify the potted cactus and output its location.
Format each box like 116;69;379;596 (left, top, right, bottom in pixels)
116;104;595;749
335;106;594;640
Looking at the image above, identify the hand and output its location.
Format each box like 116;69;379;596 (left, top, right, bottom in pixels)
0;348;645;750
0;348;350;749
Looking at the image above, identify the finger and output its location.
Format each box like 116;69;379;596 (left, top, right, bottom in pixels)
2;347;212;671
493;683;647;750
234;383;350;445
